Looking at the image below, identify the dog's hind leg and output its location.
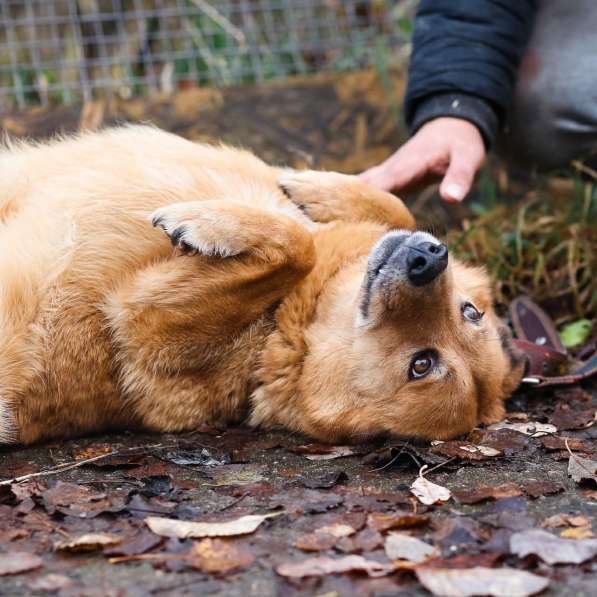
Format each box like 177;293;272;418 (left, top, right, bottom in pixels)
103;199;315;433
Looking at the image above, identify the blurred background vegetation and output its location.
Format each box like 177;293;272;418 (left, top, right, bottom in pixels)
0;0;415;110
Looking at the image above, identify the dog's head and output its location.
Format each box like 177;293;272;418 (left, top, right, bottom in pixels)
295;229;526;442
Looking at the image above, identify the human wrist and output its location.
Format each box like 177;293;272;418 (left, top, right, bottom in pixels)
409;93;499;149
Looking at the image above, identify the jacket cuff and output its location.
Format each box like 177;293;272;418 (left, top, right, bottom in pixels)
409;93;500;149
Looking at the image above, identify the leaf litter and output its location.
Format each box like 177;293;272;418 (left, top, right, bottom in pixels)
0;384;595;595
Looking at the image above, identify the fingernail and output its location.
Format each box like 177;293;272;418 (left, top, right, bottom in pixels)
444;184;465;202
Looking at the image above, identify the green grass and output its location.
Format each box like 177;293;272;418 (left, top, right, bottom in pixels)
447;172;596;323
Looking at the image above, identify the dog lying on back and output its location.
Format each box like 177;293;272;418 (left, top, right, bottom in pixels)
0;126;525;445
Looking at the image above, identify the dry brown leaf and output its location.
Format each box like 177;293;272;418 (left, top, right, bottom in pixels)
295;524;356;552
384;533;438;563
510;529;597;564
0;552;43;576
367;512;429;532
54;533;122;553
524;481;564;499
542;514;590;528
276;555;393;578
145;513;280;538
568;453;597;484
416;566;549;597
453;483;522;505
411;469;451;505
188;538;254;573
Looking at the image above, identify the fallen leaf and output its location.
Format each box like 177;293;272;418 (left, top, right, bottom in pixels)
453;483;522;505
422;553;502;569
276;555;393;578
188;538;254;573
468;428;534;456
145;513;280;538
291;445;356;461
411;470;451;505
295;524;356;552
560;526;594;540
416;566;549;597
432;517;484;550
54;533;122;553
487;421;557;437
542;514;590;529
104;532;163;557
367;511;429;532
480;505;536;533
560;319;592;348
540;435;595;453
0;552;43;575
342;528;384;552
568;453;597;484
523;481;564;499
510;529;597;564
431;441;501;461
549;403;595;430
41;481;123;518
384;532;438;563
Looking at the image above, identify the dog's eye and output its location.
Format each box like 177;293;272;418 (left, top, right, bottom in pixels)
409;351;435;380
462;302;484;323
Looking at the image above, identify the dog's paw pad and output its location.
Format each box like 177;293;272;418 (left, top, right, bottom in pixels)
150;205;244;258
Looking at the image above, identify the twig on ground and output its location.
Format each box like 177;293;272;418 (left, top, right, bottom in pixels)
369;440;412;472
422;457;457;476
0;442;175;486
219;491;249;511
0;451;118;486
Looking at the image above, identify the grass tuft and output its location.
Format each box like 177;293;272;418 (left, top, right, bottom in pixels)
447;175;596;324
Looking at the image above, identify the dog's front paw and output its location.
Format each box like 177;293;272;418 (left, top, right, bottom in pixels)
151;202;246;257
278;170;357;223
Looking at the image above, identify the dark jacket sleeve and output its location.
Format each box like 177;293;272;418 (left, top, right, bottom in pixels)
404;0;538;147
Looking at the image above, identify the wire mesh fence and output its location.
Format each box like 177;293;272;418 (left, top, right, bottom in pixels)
0;0;414;111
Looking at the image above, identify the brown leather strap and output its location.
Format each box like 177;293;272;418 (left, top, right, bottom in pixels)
511;339;568;378
520;354;597;388
510;296;566;352
509;296;596;388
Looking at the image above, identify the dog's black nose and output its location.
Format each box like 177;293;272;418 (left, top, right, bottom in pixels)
406;241;448;286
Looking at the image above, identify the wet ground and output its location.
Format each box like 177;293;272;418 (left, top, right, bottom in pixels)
0;388;595;596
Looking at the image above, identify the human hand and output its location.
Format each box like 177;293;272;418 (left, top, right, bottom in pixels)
360;117;486;203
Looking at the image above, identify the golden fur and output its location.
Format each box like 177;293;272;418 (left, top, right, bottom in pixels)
0;126;524;445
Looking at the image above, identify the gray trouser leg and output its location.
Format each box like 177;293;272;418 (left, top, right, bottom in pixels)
498;0;597;169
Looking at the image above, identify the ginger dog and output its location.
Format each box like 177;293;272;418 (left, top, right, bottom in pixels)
0;126;524;445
